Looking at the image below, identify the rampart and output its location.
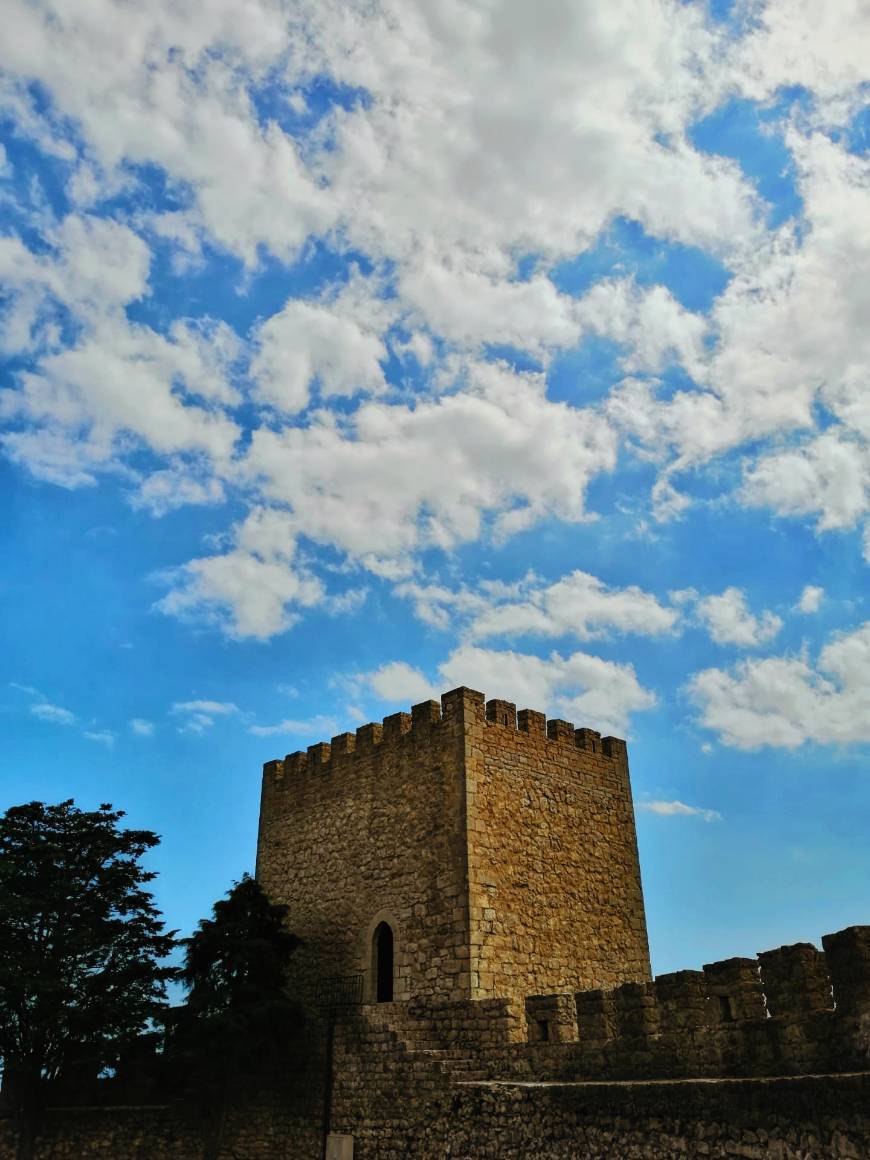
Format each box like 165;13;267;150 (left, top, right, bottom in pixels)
473;923;870;1082
257;686;650;1010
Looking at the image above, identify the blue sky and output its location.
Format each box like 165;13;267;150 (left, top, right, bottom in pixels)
1;0;868;977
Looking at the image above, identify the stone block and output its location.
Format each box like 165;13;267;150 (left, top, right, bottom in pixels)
822;926;870;1013
758;943;833;1016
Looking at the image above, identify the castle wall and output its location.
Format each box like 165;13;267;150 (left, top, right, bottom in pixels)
488;925;870;1084
256;689;474;1004
465;694;651;1005
7;925;869;1159
10;1068;869;1159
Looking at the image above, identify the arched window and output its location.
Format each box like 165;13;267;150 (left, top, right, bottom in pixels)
373;921;394;1003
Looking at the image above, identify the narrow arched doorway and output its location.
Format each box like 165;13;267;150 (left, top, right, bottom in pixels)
373;921;394;1002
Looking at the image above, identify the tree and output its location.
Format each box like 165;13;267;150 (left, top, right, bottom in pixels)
0;800;176;1158
169;874;304;1159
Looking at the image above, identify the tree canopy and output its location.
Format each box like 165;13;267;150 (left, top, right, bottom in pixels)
167;874;304;1160
173;873;303;1075
0;799;175;1126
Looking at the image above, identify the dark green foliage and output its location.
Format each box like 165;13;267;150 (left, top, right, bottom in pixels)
172;873;303;1081
0;800;176;1155
181;873;301;1024
168;875;304;1159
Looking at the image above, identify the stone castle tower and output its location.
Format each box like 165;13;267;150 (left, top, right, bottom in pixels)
256;686;651;1011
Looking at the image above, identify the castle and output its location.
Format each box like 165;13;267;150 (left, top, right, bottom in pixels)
255;685;650;1012
5;686;869;1157
250;686;870;1158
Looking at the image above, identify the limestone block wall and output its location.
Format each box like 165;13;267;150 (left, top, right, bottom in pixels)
329;1011;870;1159
257;684;651;1010
6;1071;869;1160
503;924;870;1081
466;694;651;1005
399;1072;870;1160
256;690;473;1004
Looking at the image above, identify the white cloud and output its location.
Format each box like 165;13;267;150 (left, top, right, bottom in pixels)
637;799;721;822
731;0;870;119
0;0;767;275
245;360;617;567
170;699;239;734
575;279;707;376
3;317;241;482
0;0;331;263
156;508;325;640
361;661;440;705
0;215;150;357
438;644;656;737
9;681;43;698
796;585;824;614
688;621;870;749
1;0;868;651
132;466;226;517
84;729;115;747
399;568;679;643
30;702;76;726
248;714;339;739
741;430;869;533
311;0;760;271
172;700;239;716
130;718;155;736
399;262;582;354
605;133;870;542
0;215;242;488
695;587;782;648
157;549;320;639
251;292;389;414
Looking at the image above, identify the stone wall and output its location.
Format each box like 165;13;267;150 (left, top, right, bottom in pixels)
404;1072;870;1159
5;931;869;1160
468;694;650;1006
257;686;651;1010
8;1072;869;1159
256;689;473;1004
497;924;870;1082
0;1104;320;1159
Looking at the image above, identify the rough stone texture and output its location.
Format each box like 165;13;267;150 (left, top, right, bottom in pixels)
8;1071;869;1158
256;691;472;1005
468;699;651;1007
823;927;870;1015
4;923;870;1158
257;686;651;1009
0;1105;321;1159
758;943;833;1016
414;1073;870;1160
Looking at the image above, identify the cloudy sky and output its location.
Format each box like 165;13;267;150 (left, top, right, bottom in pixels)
1;0;868;975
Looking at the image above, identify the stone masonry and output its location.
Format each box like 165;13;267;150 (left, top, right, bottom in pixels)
255;686;651;1012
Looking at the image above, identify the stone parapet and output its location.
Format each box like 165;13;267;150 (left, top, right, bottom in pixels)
503;925;870;1081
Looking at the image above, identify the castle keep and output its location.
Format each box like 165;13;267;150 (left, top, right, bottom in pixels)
256;686;651;1012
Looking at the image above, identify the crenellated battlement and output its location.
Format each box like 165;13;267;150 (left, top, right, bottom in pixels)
261;686;627;798
511;924;870;1080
